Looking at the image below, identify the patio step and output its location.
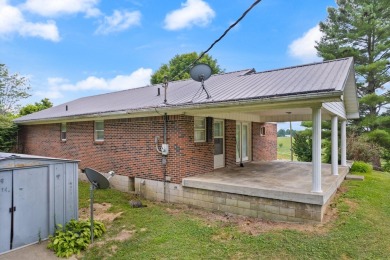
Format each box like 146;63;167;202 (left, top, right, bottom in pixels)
345;174;364;181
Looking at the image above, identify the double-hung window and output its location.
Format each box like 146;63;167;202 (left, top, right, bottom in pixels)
194;117;206;142
95;121;104;141
61;123;67;141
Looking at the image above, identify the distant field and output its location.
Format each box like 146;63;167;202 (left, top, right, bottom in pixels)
277;136;294;160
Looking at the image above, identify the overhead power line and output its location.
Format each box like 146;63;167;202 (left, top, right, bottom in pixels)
171;0;262;82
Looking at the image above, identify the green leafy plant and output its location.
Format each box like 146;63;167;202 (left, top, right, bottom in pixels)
47;219;106;258
292;132;312;162
351;161;373;174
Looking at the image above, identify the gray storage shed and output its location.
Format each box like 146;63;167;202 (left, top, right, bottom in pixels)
0;153;79;254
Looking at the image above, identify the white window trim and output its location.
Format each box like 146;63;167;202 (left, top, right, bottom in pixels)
260;126;266;136
95;121;104;141
61;122;67;141
194;117;206;142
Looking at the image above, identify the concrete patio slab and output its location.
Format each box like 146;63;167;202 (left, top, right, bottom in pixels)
0;240;77;260
182;161;349;205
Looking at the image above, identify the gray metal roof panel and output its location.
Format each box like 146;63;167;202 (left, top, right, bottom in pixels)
15;58;354;123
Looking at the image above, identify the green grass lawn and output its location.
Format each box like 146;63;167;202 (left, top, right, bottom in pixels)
79;170;390;259
277;136;294;160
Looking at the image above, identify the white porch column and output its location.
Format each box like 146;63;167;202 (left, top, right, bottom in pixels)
331;116;339;176
341;120;347;166
312;106;322;193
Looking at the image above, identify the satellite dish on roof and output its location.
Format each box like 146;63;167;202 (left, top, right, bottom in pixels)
190;64;212;99
84;167;115;243
190;63;212;82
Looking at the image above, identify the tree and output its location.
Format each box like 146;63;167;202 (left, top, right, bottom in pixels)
0;64;30;114
316;0;390;127
19;98;53;116
151;52;223;84
316;0;390;169
0;114;18;152
292;132;312;162
277;129;286;137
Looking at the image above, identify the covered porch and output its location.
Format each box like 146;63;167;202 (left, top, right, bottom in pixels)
183;161;349;205
181;161;350;222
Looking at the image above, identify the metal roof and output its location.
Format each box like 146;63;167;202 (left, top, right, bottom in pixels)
15;57;356;124
0;152;79;162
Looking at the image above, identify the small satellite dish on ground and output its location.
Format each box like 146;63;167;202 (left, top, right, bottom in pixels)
190;64;212;99
85;168;110;189
84;168;115;243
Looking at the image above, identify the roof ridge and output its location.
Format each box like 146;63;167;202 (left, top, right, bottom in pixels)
69;69;254;103
149;68;254;85
252;57;352;75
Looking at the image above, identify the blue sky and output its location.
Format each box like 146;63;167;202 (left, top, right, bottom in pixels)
0;0;336;129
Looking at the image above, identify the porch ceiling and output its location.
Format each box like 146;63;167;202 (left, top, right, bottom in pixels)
191;105;342;123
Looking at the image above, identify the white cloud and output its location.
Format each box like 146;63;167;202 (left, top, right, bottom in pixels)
22;0;101;17
35;89;63;99
20;21;59;41
0;1;59;41
288;25;323;63
95;10;141;35
43;68;153;99
164;0;215;31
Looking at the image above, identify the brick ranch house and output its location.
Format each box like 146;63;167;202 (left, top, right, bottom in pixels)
15;57;359;222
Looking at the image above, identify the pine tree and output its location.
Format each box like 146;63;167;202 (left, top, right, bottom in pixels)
317;0;389;128
316;0;390;169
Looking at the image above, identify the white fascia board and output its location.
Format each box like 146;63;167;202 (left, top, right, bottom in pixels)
15;91;343;125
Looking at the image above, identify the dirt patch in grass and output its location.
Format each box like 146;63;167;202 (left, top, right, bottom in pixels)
79;203;123;222
110;230;135;242
343;199;358;212
163;203;329;235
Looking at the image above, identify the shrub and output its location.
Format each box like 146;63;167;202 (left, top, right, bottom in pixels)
278;143;283;148
347;134;382;169
47;219;106;258
292;132;312;162
351;161;373;173
0;115;18;152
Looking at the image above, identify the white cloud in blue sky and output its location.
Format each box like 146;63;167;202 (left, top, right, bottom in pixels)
288;25;323;63
0;0;60;41
36;68;153;100
22;0;101;17
1;0;339;106
164;0;215;30
95;10;141;35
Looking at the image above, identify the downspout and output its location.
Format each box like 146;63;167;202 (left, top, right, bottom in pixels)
240;144;244;167
240;123;244;167
163;113;168;201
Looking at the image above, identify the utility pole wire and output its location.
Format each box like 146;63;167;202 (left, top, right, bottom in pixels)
170;0;262;82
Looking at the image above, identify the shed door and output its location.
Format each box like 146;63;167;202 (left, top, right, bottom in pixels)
0;171;12;253
12;167;49;249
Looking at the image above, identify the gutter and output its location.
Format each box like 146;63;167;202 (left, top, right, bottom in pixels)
14;90;343;125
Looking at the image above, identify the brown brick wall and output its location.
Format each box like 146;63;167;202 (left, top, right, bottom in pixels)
18;117;277;183
252;123;277;161
225;119;236;167
165;115;214;183
19;115;216;184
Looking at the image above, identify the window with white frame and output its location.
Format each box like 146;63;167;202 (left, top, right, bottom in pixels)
260;126;266;136
95;121;104;141
61;122;67;141
194;117;206;142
